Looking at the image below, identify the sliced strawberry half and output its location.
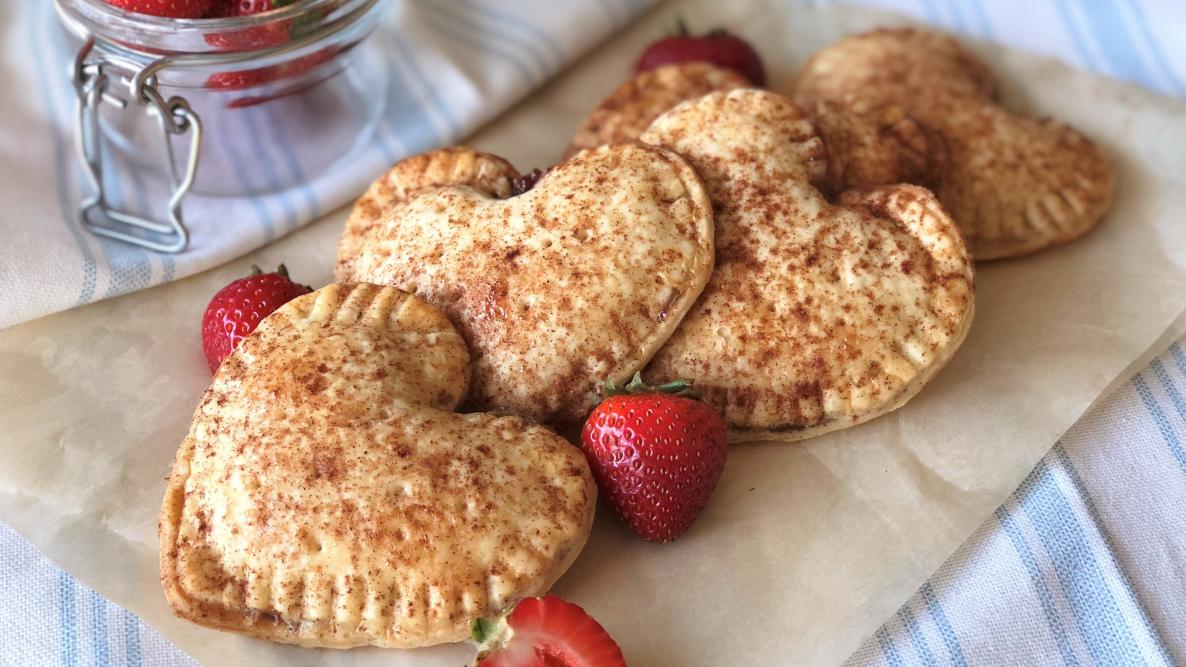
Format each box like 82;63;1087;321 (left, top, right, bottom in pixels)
472;595;626;667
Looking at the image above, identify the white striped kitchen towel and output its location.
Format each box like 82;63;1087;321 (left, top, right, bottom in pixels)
0;0;653;330
838;0;1186;665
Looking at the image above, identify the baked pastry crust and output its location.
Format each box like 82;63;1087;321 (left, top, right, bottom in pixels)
337;147;519;279
568;62;751;157
640;90;975;441
337;144;715;424
793;28;1115;260
568;62;940;198
160;283;596;648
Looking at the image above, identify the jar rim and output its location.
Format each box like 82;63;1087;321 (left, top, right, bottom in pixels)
60;0;375;38
56;0;385;56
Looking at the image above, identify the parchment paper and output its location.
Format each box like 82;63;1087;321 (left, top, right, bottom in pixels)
3;1;1186;665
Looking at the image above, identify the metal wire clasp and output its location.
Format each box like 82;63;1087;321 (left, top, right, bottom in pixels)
72;37;201;253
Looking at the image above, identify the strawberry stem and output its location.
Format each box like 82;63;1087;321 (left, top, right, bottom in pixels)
605;371;695;397
471;617;497;644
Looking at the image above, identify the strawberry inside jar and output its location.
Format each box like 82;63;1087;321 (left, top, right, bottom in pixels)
54;0;391;200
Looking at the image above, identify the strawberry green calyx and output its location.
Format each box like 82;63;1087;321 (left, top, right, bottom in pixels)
604;371;695;398
471;616;500;645
470;604;515;664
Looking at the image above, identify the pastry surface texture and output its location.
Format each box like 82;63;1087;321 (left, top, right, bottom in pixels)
338;144;715;424
160;284;596;648
640;90;975;441
794;28;1115;259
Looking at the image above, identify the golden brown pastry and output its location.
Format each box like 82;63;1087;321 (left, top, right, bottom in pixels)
794;28;1114;259
567;62;941;197
640;90;975;442
568;62;751;157
160;283;596;647
337;144;715;424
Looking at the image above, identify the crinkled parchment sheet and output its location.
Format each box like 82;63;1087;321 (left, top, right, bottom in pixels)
3;1;1186;665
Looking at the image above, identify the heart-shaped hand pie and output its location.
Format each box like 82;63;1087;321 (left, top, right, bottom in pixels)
793;28;1115;260
337;143;715;424
160;283;596;648
568;62;751;157
337;147;521;280
568;62;940;197
639;90;975;442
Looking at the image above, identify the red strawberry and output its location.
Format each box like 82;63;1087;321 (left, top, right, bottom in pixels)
471;595;626;667
209;45;343;106
634;19;766;86
581;373;728;542
200;264;311;373
204;0;294;51
205;68;272;91
104;0;214;18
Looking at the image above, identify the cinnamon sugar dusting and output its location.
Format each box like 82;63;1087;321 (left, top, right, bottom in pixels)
159;284;596;648
640;90;975;440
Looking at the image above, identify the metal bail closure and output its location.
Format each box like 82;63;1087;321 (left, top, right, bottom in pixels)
72;37;201;253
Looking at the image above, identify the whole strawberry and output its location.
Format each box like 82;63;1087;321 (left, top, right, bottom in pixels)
581;373;728;542
200;264;311;373
634;19;766;86
204;0;294;51
104;0;214;18
471;595;626;667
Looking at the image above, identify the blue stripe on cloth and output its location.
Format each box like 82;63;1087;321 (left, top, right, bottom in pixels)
1126;2;1186;96
897;604;938;667
95;133;154;299
1073;0;1163;92
122;610;141;667
28;0;97;306
944;0;970;32
411;1;539;88
996;503;1082;667
89;590;110;667
125;167;173;282
1053;0;1106;74
215;112;279;242
875;625;905;667
1151;358;1186;425
387;28;462;140
262;106;321;224
44;5;156;300
239;107;300;231
443;0;557;72
916;0;948;28
919;583;968;667
1133;374;1186;478
377;37;445;155
1018;461;1146;666
459;0;565;64
1172;342;1186;378
58;572;78;667
371;120;403;166
1053;444;1175;665
961;0;996;39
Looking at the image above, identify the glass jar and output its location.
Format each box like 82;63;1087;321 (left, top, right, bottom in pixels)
53;0;391;251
